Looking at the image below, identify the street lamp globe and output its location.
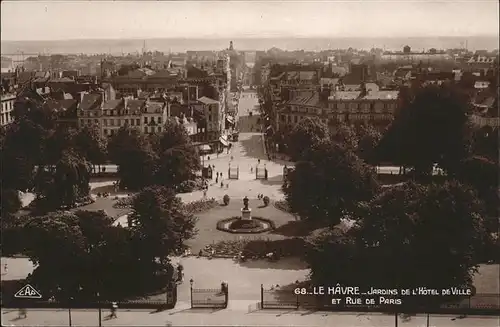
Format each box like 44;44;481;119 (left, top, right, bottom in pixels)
190;278;194;286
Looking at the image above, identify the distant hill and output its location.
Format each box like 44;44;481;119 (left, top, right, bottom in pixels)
1;36;498;55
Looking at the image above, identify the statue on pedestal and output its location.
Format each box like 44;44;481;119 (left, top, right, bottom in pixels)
241;196;252;220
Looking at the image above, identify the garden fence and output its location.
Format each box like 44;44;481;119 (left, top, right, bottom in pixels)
191;286;228;309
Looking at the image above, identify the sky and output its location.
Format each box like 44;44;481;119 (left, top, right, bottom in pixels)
1;0;499;41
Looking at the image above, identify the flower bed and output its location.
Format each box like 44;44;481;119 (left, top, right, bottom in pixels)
27;195;95;214
113;196;134;209
229;219;261;230
274;200;292;213
216;216;275;234
176;177;206;193
183;198;218;214
202;237;305;258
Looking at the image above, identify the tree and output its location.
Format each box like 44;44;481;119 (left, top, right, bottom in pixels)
153;119;201;189
127;186;197;281
13;97;57;131
108;127;157;190
1;189;22;215
18;209;172;300
283;141;379;225
453;156;499;220
471;126;498;164
44;127;77;165
22;211;88;295
329;122;359;150
33;150;91;212
287;117;330;161
374;84;473;179
356;124;382;162
74;126;107;172
306;181;489;306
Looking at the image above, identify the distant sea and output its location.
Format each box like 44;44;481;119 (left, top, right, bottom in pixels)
1;36;498;56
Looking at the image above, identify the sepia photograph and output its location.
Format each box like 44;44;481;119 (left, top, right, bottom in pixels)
1;1;499;326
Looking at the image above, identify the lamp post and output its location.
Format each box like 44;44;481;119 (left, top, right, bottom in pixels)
189;279;194;308
68;296;74;327
97;292;102;327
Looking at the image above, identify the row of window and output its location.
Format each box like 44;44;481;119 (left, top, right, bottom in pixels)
1;113;13;126
328;102;396;111
285;103;396;116
103;118;140;127
1;101;14;113
80;119;99;125
80;116;163;127
80;108;166;117
117;88;167;94
102;116;162;127
280;113;394;123
103;126;163;136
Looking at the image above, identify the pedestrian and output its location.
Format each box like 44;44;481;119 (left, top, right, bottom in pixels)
226;184;229;189
250;166;253;173
110;302;118;318
207;156;210;161
220;181;224;188
4;263;7;274
18;308;27;319
216;177;218;184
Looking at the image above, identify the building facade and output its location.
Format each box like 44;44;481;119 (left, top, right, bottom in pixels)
197;96;223;133
1;92;15;126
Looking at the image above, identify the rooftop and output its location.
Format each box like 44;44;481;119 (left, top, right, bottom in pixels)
102;99;123;110
126;99;147;112
329;90;399;101
44;99;77;112
285;92;320;107
49;77;76;83
80;93;102;111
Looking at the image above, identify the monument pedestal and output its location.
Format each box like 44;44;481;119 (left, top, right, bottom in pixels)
241;208;252;220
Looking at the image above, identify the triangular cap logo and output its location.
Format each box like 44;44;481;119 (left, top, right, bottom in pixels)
14;284;42;299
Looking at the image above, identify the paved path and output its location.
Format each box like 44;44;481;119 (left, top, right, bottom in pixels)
179;89;291;203
2;307;498;326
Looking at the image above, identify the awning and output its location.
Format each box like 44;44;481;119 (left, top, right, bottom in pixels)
219;136;229;147
199;144;211;151
226;116;234;123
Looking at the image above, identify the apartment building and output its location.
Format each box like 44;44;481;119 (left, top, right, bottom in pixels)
327;89;399;127
277;87;399;131
142;101;168;134
78;92;104;130
100;98;168;137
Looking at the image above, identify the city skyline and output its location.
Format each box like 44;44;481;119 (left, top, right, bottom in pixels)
1;1;499;42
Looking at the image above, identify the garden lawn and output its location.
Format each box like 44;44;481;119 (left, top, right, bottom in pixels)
75;197;130;218
185;199;296;253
